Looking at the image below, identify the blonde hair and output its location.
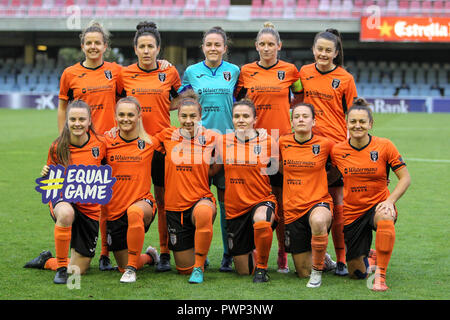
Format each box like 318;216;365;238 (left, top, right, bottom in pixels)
256;21;281;44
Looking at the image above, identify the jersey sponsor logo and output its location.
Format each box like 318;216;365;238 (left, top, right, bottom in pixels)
312;144;320;155
223;71;231;81
35;164;116;205
277;71;285;80
137;139;146;150
370;151;379;162
91;147;100;158
104;70;112;80
332;78;341;89
158;72;166;82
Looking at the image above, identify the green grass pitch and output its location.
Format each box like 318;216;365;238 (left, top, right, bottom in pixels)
0;109;449;301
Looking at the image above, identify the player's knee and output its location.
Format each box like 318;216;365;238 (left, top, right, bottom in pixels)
55;209;75;226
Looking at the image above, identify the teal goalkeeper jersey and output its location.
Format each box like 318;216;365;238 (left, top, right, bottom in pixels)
179;60;240;134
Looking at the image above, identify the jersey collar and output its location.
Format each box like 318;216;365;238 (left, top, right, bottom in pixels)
256;60;279;70
70;131;91;148
348;134;372;151
202;60;224;76
314;63;338;75
80;61;104;71
293;133;314;145
137;61;159;73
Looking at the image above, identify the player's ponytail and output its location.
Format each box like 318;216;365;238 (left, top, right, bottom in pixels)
348;97;373;123
51;100;95;167
134;21;161;47
313;28;344;67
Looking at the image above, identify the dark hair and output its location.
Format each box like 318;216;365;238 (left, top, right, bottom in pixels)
347;97;373;122
313;28;344;67
203;26;228;46
232;98;257;118
256;21;281;44
134;21;161;47
80;21;110;47
173;89;202;115
291;103;315;119
51;100;96;167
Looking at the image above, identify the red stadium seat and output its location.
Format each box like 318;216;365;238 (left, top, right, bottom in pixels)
397;0;409;15
260;0;273;19
306;0;319;17
205;0;218;17
340;0;352;18
272;0;284;18
195;0;206;17
295;0;308;17
317;0;330;17
421;0;432;15
329;0;342;18
352;0;364;17
409;0;421;15
183;0;195;17
385;0;397;16
250;0;263;18
283;0;296;17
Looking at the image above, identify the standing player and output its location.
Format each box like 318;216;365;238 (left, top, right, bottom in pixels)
298;29;358;275
331;98;411;291
57;21;121;271
235;22;303;273
153;90;218;284
178;26;240;272
279;103;333;288
117;21;181;272
103;97;160;283
24;100;107;284
211;99;278;282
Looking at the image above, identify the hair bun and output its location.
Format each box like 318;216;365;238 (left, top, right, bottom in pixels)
325;28;341;38
263;21;275;29
137;21;157;31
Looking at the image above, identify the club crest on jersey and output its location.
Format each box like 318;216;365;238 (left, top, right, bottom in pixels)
254;144;262;155
370;151;379;162
91;147;100;158
223;71;231;81
104;70;112;80
198;135;206;145
137;139;145;150
277;71;285;80
332;78;341;89
158;72;166;82
312;144;320;155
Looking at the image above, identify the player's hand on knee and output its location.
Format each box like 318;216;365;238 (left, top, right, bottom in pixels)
375;200;395;219
41;165;50;176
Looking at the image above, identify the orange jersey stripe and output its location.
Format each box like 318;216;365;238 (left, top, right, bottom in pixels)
117;63;181;136
236;60;300;137
331;135;406;225
279;134;333;224
154;127;218;212
104;134;157;220
59;62;122;134
47;133;107;221
299;63;357;143
219;132;277;219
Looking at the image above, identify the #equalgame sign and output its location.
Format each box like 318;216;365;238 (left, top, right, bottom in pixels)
360;17;450;42
35;165;116;205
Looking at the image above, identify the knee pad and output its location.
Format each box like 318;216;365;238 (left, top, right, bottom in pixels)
375;220;395;253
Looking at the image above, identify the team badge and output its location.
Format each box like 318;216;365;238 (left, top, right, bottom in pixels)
227;233;234;250
370;151;379;162
277;71;285;80
170;233;177;245
158;72;166;82
284;230;290;248
137;139;145;150
312;144;320;155
332;78;341;89
91;147;100;158
223;71;231;81
198;135;206;145
104;70;112;80
254;144;262;155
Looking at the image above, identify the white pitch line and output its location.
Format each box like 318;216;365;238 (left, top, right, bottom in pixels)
406;158;450;163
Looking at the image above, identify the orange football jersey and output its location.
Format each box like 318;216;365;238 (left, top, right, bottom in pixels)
103;133;157;221
117;63;181;136
235;60;301;137
218;132;278;219
154;127;218;212
331;135;406;225
47;132;107;221
59;61;122;134
299;63;357;143
279;134;333;224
